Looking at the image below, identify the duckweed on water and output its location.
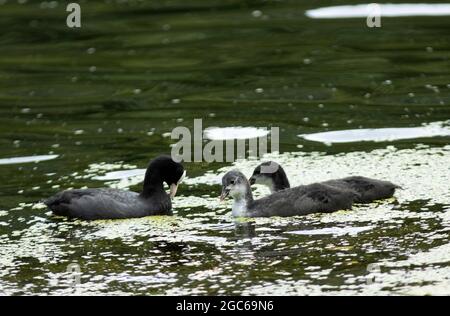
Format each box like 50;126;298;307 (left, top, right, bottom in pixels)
0;145;449;295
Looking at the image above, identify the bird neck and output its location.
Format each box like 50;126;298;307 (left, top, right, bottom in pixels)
232;183;253;217
141;170;166;199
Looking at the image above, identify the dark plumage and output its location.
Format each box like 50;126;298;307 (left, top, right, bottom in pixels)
249;161;399;203
220;170;358;217
44;155;185;220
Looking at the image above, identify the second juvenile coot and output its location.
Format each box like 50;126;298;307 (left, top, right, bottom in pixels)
249;161;399;203
220;170;358;217
44;155;185;220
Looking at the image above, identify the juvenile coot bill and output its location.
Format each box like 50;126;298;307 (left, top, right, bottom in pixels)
220;170;358;217
44;155;185;220
249;161;399;203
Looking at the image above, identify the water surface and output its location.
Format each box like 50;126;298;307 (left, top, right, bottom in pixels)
0;0;449;295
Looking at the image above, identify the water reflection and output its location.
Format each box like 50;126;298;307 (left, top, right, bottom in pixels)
234;221;257;239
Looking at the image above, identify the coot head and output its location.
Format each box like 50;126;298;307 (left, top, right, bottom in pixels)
249;161;290;192
220;170;249;201
144;155;185;198
249;161;279;184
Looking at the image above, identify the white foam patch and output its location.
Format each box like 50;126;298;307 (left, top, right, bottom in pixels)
306;3;450;19
0;154;58;165
299;121;450;144
204;127;270;140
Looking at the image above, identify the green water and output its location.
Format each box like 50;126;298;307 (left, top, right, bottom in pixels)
0;0;449;295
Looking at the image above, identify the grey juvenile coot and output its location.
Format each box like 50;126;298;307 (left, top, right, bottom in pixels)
220;170;358;217
249;161;399;203
44;155;185;220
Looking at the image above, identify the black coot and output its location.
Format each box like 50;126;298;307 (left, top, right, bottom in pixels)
44;155;185;220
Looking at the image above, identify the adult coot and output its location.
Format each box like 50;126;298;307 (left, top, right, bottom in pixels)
44;155;185;220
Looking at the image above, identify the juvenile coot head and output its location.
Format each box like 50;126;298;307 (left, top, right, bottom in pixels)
144;155;185;198
249;161;290;192
220;170;250;201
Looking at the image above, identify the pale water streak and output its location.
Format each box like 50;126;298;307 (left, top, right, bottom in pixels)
204;127;270;140
306;3;450;19
288;226;374;236
0;154;58;165
298;121;450;144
